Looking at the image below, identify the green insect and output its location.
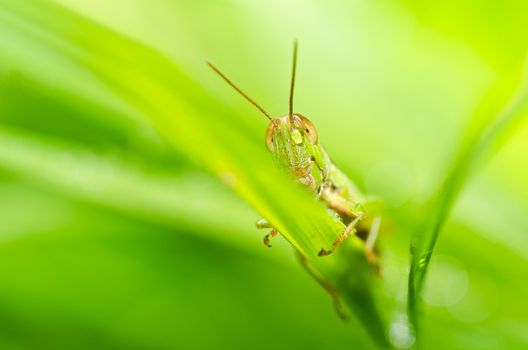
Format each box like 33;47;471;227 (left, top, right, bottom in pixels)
207;41;380;263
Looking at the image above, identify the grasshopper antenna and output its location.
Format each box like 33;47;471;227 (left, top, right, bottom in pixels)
289;40;298;120
206;61;273;121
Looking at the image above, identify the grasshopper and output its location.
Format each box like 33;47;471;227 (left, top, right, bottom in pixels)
207;41;380;262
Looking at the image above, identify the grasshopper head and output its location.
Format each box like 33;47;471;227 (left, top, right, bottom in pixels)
208;40;318;171
265;114;318;169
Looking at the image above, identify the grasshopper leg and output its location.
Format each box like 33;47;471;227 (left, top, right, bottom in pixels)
297;251;348;320
318;187;366;256
365;216;381;264
263;229;278;247
256;219;279;247
318;214;363;256
256;218;272;229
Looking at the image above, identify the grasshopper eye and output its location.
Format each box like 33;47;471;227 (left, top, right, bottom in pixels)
297;115;318;144
265;122;275;152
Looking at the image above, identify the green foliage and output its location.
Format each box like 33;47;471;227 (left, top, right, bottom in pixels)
0;0;528;349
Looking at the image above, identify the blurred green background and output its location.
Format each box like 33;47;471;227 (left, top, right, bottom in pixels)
0;0;527;349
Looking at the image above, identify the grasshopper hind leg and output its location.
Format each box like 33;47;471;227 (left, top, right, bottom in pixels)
297;251;348;320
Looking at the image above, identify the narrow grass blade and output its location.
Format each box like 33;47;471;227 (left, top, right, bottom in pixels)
407;64;528;339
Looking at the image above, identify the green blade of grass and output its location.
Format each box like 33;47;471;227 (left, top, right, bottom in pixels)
408;63;528;341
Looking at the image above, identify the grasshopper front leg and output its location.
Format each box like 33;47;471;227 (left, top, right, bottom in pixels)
318;214;364;256
318;188;365;256
364;215;381;266
256;218;279;247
